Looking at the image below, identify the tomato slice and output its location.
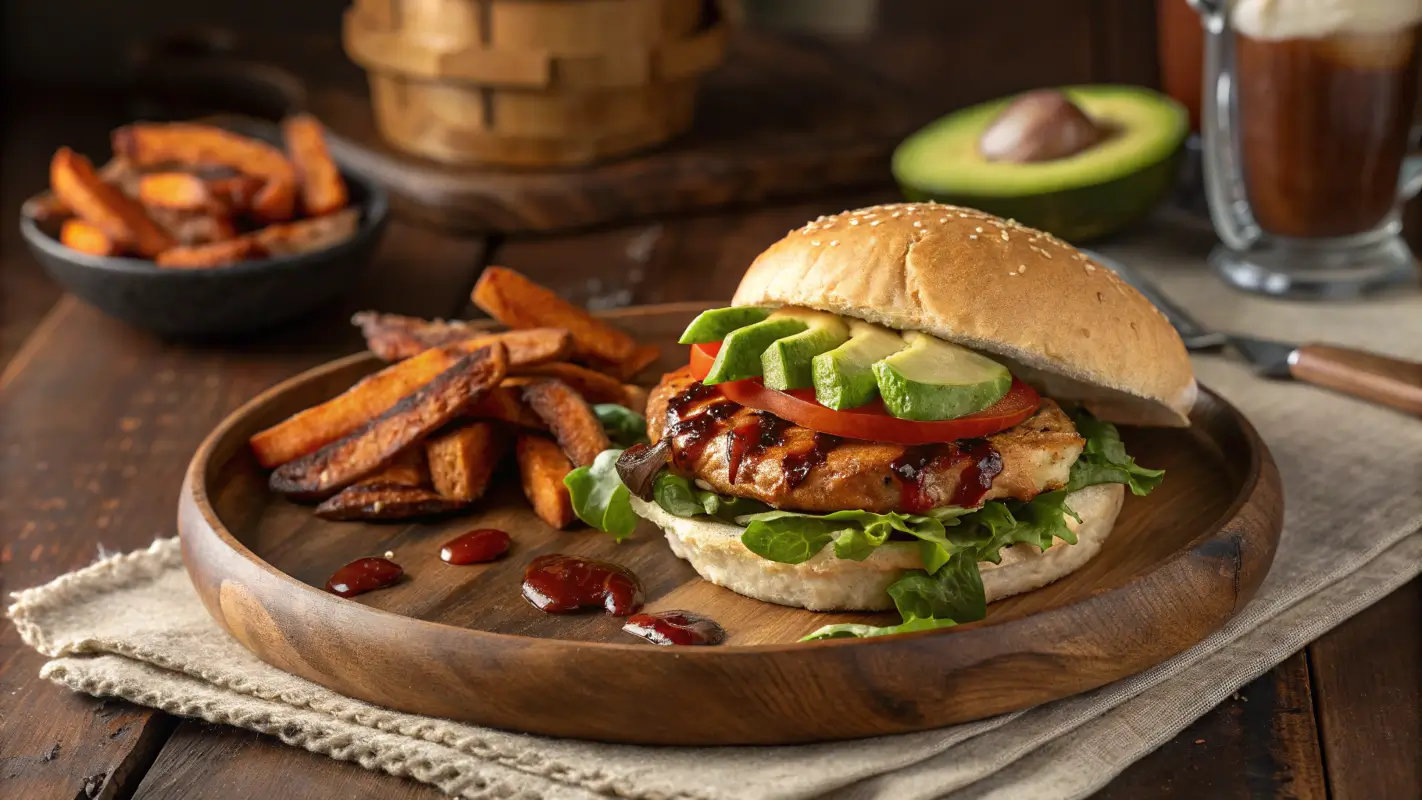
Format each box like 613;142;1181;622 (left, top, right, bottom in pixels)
687;342;1040;444
690;340;721;378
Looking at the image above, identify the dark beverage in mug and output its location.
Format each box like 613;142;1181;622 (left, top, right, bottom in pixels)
1236;27;1420;239
1190;0;1422;297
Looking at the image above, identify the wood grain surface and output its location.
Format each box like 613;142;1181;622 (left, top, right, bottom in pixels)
4;11;1419;788
177;303;1282;745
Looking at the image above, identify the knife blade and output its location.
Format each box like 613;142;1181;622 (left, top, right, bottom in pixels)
1080;249;1422;416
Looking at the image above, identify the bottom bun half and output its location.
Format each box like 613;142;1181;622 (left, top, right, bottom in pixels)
631;483;1125;611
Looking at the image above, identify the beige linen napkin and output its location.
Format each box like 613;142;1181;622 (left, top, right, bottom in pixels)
10;241;1422;800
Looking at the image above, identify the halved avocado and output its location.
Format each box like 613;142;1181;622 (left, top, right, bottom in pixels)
892;85;1187;242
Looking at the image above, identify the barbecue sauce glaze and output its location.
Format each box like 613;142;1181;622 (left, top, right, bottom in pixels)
666;380;1002;512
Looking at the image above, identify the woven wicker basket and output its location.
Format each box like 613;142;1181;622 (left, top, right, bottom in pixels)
342;0;733;167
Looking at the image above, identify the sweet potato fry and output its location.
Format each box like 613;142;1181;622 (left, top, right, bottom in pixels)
467;385;547;430
269;344;507;500
352;311;574;364
206;175;265;214
472;267;637;368
519;379;611;467
148;207;236;246
515;434;576;529
314;484;466;521
50;148;175;257
111;123;297;221
425;421;506;502
354;448;428;488
622;384;649;416
155;237;265;269
252;207;359;256
59;219;120;256
612;344;662;382
138;172;225;214
251;338;529;468
282;113;348;217
513;361;630;406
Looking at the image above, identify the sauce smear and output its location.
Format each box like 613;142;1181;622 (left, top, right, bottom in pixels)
439;528;511;565
522;554;644;615
325;557;403;598
623;610;726;646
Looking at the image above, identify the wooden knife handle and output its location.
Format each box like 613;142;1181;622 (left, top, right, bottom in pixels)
1288;344;1422;416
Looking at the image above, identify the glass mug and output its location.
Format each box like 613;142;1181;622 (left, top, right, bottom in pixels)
1189;0;1422;298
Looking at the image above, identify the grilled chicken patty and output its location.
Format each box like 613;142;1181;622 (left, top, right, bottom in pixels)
647;368;1084;514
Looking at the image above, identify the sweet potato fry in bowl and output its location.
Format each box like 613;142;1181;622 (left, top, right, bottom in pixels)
282;114;349;217
269;344;507;500
59;220;120;256
426;421;507;502
155;238;265;269
515;434;576;529
352;311;573;364
111;123;298;222
50;148;174;257
138;172;225;214
519;379;612;468
253;207;360;256
206;175;265;215
473;267;638;369
314;484;466;521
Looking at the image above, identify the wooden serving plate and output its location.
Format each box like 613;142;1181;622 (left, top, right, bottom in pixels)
178;304;1283;746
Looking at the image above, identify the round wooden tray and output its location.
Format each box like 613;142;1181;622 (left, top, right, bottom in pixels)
178;304;1283;746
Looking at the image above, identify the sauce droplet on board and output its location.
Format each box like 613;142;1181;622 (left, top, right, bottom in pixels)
439;528;511;565
325;557;403;598
522;554;644;616
623;610;726;646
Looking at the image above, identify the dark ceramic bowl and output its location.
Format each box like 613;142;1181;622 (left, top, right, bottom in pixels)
19;121;389;338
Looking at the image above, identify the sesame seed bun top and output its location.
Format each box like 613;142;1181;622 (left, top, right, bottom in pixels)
730;202;1196;427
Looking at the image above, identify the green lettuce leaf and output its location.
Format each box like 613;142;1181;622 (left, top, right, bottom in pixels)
1067;411;1165;496
800;616;957;641
592;404;650;448
738;508;970;570
886;551;986;623
563;449;637;541
652;472;770;522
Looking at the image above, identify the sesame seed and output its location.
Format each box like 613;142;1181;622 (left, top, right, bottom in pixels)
891;212;902;218
384;550;395;559
969;234;977;239
1085;264;1096;272
829;240;839;246
939;217;948;223
1018;264;1027;273
849;219;859;225
1008;271;1019;276
912;221;922;228
811;240;821;246
870;220;881;226
1001;230;1009;241
959;213;968;218
975;227;983;233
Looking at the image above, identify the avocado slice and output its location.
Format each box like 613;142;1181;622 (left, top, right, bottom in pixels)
761;309;849;390
679;306;773;344
702;315;809;385
872;332;1011;421
812;321;906;409
892;85;1187;242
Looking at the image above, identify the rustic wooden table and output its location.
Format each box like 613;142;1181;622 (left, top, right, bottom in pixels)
2;28;1419;797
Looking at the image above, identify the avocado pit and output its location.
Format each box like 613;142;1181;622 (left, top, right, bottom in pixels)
978;89;1105;164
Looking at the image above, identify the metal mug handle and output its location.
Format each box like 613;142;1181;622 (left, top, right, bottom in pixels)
1189;0;1261;251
